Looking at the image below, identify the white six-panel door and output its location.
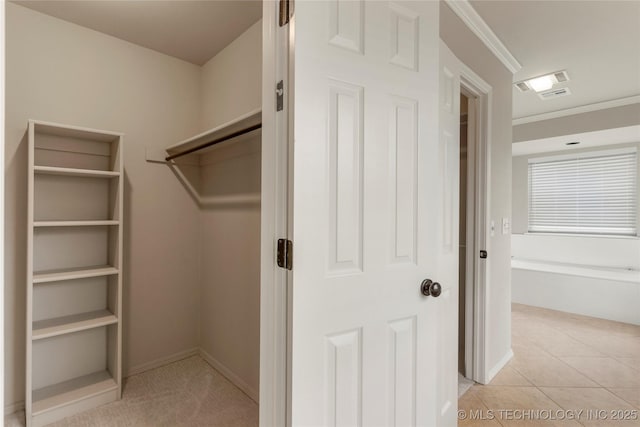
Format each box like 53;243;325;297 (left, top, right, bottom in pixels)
290;1;458;425
437;40;463;427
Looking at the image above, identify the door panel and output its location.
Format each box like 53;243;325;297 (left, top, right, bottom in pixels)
437;41;463;426
291;1;455;425
387;316;417;426
389;96;418;265
328;80;364;274
325;328;362;426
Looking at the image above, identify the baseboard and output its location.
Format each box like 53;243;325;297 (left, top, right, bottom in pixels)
198;348;258;403
5;401;24;416
126;347;200;377
485;348;514;383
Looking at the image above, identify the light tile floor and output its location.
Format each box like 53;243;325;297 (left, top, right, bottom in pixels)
459;303;640;427
5;356;258;427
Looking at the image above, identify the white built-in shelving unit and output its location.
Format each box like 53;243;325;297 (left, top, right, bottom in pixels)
26;120;124;427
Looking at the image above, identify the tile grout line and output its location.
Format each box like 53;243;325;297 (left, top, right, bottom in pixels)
466;387;507;427
534;384;588;427
513;332;618;390
509;349;601;389
603;386;640;410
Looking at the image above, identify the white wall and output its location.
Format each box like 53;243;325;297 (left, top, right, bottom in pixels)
513;103;640;143
440;4;514;381
201;21;262;130
1;1;6;413
198;21;262;400
5;3;203;410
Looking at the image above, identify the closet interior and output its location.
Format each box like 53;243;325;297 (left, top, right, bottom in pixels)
160;108;263;400
5;1;264;425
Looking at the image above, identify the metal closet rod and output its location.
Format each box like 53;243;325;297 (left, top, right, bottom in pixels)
165;122;262;161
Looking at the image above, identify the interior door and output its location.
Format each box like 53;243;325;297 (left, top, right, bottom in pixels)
290;1;457;426
437;40;463;426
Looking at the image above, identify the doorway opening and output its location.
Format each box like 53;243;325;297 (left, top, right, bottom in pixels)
458;84;486;395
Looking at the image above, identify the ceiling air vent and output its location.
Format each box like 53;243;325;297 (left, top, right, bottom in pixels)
538;87;571;100
515;81;530;92
554;70;570;83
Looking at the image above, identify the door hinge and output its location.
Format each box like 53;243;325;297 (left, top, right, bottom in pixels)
276;80;284;112
277;238;293;270
279;0;291;27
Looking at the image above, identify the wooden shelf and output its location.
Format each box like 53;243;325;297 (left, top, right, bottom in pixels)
34;220;119;227
34;165;120;178
165;108;261;158
32;371;117;415
31;120;123;142
32;310;117;340
33;266;118;284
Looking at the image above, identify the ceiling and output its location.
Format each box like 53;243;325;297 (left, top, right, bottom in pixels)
12;1;640;120
12;0;262;66
471;0;640;120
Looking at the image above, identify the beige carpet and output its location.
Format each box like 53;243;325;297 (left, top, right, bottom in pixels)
5;356;258;427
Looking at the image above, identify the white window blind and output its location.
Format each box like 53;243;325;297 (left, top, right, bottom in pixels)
528;149;637;236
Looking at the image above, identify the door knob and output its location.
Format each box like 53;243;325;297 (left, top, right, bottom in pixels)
421;279;442;297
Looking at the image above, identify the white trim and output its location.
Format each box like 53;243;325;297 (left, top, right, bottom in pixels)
125;347;199;377
459;59;493;386
1;0;5;417
198;349;258;403
5;401;24;417
513;95;640;126
444;0;521;73
260;2;289;426
485;349;514;384
460;85;476;380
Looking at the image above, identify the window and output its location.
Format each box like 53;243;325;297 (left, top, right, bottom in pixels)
528;148;637;236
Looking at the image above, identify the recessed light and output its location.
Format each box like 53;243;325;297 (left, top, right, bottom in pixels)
566;141;580;146
528;75;555;92
514;70;570;93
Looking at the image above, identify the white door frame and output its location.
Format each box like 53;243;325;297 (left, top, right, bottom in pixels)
458;62;492;385
259;1;291;426
460;85;475;380
0;2;5;413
